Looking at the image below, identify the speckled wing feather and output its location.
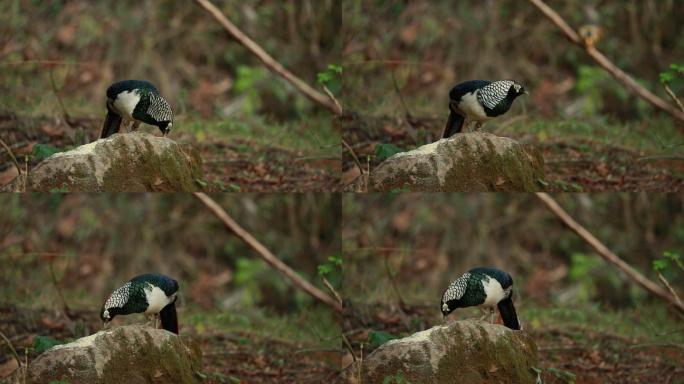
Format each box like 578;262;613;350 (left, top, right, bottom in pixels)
442;272;472;303
477;80;514;110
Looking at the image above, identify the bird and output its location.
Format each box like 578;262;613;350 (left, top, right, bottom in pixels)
100;80;173;139
100;273;179;334
440;266;521;330
442;80;528;138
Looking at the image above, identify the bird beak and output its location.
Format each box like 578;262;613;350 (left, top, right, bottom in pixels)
523;90;529;95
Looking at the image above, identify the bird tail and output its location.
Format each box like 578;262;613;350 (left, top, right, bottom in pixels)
159;301;178;334
100;109;122;139
442;110;465;138
497;297;521;330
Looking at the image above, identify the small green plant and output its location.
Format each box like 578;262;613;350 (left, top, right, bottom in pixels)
317;64;342;95
382;371;411;384
32;144;62;161
317;255;342;289
33;335;64;353
367;330;397;348
653;251;684;273
659;64;684;86
374;143;403;161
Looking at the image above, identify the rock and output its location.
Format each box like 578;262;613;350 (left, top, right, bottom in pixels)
1;133;203;192
369;133;544;192
4;325;202;384
358;321;538;384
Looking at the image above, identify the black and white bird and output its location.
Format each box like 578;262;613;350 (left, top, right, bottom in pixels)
440;267;521;330
442;80;528;138
100;273;179;334
100;80;173;139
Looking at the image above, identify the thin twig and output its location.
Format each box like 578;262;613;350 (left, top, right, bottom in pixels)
657;271;683;307
322;85;342;114
341;332;357;362
0;331;21;367
391;68;413;121
321;276;342;305
49;68;76;127
342;138;364;176
49;260;74;319
664;84;684;113
194;0;342;115
0;136;21;176
536;193;684;314
193;193;342;312
527;0;684;122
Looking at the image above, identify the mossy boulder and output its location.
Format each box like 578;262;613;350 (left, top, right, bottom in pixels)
2;132;203;192
357;321;538;384
5;325;202;384
369;133;544;192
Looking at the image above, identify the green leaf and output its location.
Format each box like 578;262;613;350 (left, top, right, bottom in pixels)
652;259;668;271
33;335;64;353
374;143;404;161
195;179;208;188
367;330;397;348
32;144;62;161
660;72;675;84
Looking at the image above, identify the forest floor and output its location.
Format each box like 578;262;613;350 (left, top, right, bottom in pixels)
0;113;340;192
340;302;684;384
0;305;340;384
341;114;684;192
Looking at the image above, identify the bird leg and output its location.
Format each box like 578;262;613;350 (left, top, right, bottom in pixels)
131;121;140;132
490;308;496;324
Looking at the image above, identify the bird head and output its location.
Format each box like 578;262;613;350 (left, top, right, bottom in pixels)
441;300;453;318
510;82;529;97
100;305;122;324
159;121;172;137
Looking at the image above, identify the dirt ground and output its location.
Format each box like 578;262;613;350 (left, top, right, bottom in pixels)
0;114;340;193
0;306;341;384
341;115;684;192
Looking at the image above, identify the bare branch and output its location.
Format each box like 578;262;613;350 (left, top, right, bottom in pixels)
0;136;22;177
194;0;342;115
527;0;684;122
535;193;684;314
193;192;343;313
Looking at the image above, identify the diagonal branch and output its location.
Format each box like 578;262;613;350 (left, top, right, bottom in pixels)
527;0;684;122
194;192;343;313
536;193;684;314
194;0;342;115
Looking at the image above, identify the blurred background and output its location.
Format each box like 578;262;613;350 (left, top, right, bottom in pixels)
0;0;342;191
341;0;684;192
342;193;684;383
0;194;341;383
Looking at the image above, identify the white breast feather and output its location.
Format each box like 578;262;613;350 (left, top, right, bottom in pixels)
480;276;506;308
457;91;491;121
112;90;141;120
144;284;173;314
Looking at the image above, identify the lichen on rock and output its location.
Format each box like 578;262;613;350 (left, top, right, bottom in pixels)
355;320;538;384
5;324;202;384
369;132;545;192
1;132;203;192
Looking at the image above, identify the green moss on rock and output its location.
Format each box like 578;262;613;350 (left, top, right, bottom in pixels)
370;133;545;192
361;321;538;384
16;325;202;384
4;133;203;192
